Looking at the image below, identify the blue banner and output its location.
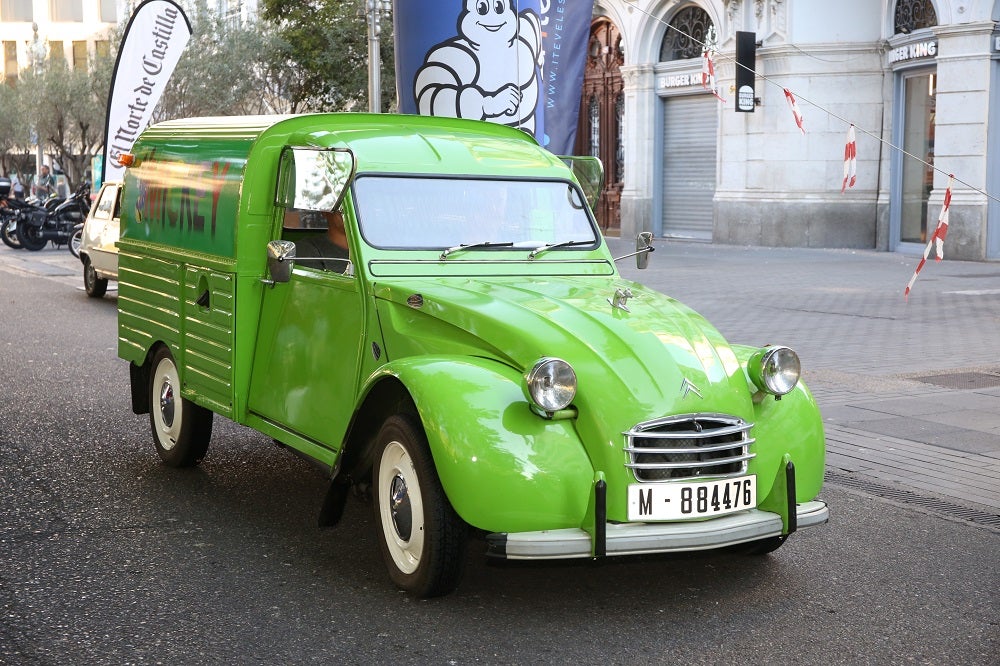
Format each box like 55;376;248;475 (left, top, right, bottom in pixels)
393;0;594;155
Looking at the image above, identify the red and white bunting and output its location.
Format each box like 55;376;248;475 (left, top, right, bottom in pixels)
783;88;805;135
842;124;857;193
701;50;726;102
904;175;954;300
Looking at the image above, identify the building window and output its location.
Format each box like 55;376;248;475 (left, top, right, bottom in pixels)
660;5;717;61
588;95;600;158
95;40;110;59
1;0;33;21
72;41;87;71
48;41;65;64
50;0;83;22
4;41;18;86
100;0;117;23
894;0;937;34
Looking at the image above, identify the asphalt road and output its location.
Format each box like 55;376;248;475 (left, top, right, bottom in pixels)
1;245;997;665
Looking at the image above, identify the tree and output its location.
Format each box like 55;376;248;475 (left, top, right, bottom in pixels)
259;0;395;112
17;57;110;188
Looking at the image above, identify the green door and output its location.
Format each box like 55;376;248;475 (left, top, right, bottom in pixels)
247;266;366;453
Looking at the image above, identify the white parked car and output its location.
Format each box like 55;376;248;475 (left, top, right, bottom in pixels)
79;182;121;298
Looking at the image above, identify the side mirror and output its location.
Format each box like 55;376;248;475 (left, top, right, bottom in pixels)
636;231;654;270
264;240;296;285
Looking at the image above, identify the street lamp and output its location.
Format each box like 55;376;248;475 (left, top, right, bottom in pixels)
362;0;392;113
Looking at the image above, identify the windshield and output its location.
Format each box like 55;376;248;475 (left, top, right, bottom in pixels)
354;176;600;250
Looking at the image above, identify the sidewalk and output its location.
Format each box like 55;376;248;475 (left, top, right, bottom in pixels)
5;240;1000;525
609;237;1000;523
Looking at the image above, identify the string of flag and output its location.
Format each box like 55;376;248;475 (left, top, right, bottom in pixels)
614;2;1000;299
701;50;726;102
783;88;805;136
904;176;954;301
842;125;857;193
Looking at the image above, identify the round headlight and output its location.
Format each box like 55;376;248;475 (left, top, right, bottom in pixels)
525;357;577;413
748;346;800;396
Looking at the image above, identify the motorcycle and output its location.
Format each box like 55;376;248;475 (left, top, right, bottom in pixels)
16;183;91;252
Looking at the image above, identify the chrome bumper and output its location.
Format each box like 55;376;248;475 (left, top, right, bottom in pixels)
486;501;829;560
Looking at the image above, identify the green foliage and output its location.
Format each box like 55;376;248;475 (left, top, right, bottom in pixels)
259;0;395;112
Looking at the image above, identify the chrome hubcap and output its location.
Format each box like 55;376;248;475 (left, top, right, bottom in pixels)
159;381;175;428
389;474;412;541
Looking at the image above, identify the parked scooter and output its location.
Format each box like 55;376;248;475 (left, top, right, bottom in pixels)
16;182;91;251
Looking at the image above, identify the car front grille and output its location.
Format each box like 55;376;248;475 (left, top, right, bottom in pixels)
624;414;755;482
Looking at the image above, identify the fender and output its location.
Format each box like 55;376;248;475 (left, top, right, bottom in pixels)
749;380;826;502
732;345;826;503
368;356;595;534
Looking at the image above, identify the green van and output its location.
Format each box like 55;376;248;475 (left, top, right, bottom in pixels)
117;113;827;597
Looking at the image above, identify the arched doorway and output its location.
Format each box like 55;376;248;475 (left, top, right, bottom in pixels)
575;17;624;234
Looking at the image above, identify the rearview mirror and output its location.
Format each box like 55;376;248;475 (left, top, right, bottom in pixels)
264;240;296;285
636;232;654;270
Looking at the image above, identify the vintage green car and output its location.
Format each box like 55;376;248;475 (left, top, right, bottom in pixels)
116;113;827;597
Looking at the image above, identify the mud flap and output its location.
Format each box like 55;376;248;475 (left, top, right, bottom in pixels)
584;471;607;558
758;454;798;536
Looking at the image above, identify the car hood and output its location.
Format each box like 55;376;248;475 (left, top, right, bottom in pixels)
374;275;755;428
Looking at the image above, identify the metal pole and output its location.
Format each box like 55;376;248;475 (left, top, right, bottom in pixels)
366;1;380;113
365;1;391;113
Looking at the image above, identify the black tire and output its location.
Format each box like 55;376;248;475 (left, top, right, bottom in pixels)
83;257;108;298
741;535;787;555
372;414;467;597
69;225;83;258
16;221;47;251
1;219;21;249
148;346;213;467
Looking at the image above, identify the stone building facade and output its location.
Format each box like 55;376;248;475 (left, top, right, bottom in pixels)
590;0;999;260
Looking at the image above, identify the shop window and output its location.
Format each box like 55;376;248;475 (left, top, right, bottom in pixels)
50;0;83;22
1;0;32;21
659;5;717;61
894;0;937;34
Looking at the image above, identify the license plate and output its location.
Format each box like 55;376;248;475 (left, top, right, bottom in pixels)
627;476;757;521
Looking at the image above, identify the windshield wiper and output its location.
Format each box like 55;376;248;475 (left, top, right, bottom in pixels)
527;239;594;260
439;241;514;260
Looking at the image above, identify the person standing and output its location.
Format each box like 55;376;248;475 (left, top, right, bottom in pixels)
33;165;55;200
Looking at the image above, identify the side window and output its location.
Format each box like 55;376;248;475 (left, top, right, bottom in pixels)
94;185;118;220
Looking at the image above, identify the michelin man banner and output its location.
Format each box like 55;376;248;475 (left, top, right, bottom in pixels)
394;0;594;155
101;0;192;184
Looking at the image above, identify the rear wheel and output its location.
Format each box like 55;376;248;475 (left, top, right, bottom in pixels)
16;221;47;251
373;414;467;597
148;346;213;467
83;257;108;298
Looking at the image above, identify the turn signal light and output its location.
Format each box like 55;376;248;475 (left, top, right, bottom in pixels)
118;153;135;167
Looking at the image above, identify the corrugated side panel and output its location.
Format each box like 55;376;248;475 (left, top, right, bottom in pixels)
118;251;182;364
181;265;235;418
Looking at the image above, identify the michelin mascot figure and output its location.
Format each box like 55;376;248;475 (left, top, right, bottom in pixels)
414;0;543;134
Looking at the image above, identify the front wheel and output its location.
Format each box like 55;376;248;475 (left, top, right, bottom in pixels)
1;219;21;249
83;257;108;298
373;414;467;597
148;346;213;467
69;224;83;258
